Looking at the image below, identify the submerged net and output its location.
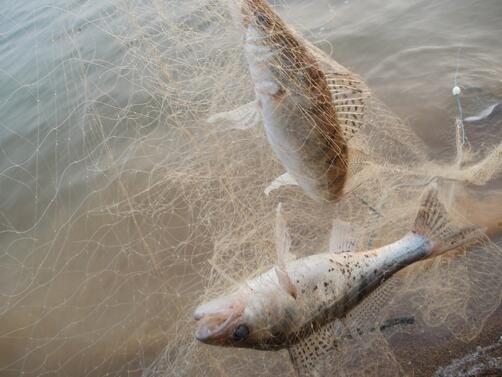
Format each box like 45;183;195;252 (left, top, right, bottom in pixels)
0;0;501;376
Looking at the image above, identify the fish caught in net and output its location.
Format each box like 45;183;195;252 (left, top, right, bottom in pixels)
1;1;501;377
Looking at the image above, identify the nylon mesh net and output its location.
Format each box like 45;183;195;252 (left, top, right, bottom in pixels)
0;1;501;376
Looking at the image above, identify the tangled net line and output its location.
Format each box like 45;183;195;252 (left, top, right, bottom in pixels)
0;1;501;376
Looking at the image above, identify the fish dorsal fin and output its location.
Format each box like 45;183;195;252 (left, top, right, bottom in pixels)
275;203;293;266
275;203;297;298
329;219;360;253
324;71;369;141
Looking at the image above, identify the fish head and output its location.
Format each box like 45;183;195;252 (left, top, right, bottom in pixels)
239;0;335;134
239;0;281;33
194;283;299;350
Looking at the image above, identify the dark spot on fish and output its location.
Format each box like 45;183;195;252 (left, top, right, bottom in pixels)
313;285;318;291
324;282;329;287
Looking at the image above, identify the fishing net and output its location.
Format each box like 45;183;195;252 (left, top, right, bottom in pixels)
0;0;501;376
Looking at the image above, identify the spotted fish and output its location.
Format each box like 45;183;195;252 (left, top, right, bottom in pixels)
194;185;484;376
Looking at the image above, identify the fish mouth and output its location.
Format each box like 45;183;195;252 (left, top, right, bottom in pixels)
194;300;245;344
194;313;238;343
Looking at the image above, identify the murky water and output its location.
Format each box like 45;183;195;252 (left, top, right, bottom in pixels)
0;0;501;376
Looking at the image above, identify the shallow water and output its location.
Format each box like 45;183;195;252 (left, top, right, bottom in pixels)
0;0;501;376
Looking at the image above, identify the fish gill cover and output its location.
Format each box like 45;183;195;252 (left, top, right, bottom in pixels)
0;0;501;376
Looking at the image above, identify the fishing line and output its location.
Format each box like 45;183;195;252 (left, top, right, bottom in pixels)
453;46;467;168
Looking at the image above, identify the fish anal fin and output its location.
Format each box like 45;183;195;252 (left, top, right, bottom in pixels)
347;148;371;176
341;148;373;195
288;312;416;377
288;320;345;377
329;219;360;253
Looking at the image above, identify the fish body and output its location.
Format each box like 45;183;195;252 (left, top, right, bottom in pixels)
194;186;483;353
266;232;429;341
241;0;348;201
210;0;428;200
200;232;428;350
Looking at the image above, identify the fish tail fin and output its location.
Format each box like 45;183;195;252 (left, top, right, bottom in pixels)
413;184;485;256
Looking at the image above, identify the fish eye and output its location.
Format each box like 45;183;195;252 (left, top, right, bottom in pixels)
232;324;250;341
254;11;270;27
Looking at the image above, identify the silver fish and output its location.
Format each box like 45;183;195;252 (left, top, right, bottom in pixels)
194;185;483;374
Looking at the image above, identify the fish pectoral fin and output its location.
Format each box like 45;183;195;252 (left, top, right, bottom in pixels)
264;172;298;196
206;100;261;130
274;266;297;299
329;218;361;253
288;320;346;377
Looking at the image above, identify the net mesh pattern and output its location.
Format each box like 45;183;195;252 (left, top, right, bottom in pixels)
0;1;501;376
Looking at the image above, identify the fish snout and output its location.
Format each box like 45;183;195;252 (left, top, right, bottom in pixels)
195;325;212;342
193;306;206;321
194;297;246;344
193;295;234;321
240;0;276;29
194;313;232;344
